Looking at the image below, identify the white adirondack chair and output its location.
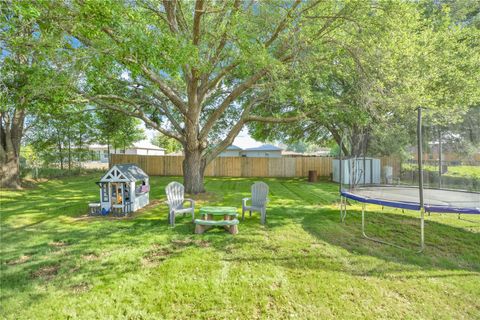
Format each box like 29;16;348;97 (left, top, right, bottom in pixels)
165;182;195;226
242;182;269;224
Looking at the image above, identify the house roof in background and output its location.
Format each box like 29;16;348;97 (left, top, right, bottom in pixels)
226;145;242;150
132;140;165;150
89;140;165;151
243;144;283;151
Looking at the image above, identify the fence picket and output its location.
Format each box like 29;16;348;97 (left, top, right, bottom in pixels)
110;155;401;178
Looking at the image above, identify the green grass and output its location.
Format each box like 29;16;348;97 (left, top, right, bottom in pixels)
1;175;479;319
440;165;480;179
403;164;480;179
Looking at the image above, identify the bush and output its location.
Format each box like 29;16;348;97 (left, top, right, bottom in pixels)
20;167;104;180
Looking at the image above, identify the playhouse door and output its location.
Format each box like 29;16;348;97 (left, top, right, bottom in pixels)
111;183;124;205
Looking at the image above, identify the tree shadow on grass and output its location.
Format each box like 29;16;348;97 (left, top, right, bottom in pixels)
214;207;480;283
300;207;480;274
0;211;253;293
11;176;480;314
2;204;479;315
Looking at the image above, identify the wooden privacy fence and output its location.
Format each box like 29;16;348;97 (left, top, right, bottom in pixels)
110;154;401;178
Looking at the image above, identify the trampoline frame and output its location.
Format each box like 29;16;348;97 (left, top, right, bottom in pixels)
338;108;479;252
340;195;425;252
338;108;427;252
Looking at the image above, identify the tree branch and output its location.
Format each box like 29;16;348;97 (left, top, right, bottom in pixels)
163;0;180;33
151;93;184;134
245;112;311;123
136;63;188;115
206;0;240;68
200;62;239;99
264;0;302;48
100;28;188;116
175;1;189;33
323;37;367;76
88;95;184;142
138;1;170;27
199;68;268;140
192;0;205;46
313;6;351;39
204;96;264;163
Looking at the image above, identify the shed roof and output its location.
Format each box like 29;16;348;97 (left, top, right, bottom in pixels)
100;164;148;182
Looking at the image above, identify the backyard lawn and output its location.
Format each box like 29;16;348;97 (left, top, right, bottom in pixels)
1;175;479;319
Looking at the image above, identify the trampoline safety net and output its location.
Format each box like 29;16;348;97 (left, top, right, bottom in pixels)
336;107;480;214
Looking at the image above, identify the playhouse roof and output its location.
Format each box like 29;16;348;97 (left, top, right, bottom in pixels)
100;164;148;182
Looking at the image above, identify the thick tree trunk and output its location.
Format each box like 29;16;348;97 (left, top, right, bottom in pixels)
0;157;21;189
325;124;349;156
182;149;207;194
0;109;25;189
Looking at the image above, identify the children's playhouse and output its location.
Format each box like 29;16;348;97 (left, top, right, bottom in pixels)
91;164;150;215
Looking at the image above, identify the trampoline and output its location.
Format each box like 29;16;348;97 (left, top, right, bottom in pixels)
337;107;480;252
341;186;480;214
339;186;480;252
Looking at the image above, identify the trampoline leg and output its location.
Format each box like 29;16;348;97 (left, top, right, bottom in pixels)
340;196;347;222
339;197;342;221
361;204;366;237
339;196;341;221
419;208;425;253
360;204;409;250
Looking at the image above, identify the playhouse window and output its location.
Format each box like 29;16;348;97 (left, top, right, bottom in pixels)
137;180;149;194
101;184;108;202
123;185;130;202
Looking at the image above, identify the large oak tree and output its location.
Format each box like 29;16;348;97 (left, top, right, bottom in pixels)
38;0;370;193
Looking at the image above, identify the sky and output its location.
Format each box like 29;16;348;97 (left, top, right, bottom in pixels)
143;125;263;149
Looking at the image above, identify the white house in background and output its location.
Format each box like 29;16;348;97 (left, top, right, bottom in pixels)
89;140;165;162
217;144;284;158
240;144;283;158
218;145;243;157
